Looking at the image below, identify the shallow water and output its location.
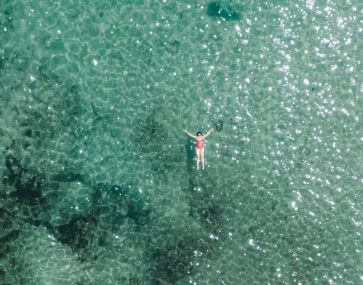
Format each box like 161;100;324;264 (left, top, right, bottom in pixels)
0;0;362;284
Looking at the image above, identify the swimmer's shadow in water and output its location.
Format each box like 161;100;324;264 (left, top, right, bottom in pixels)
187;179;225;235
184;138;195;173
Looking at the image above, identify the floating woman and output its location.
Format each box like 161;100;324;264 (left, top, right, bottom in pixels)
184;129;213;170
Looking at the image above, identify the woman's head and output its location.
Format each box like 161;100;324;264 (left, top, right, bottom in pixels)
196;131;203;137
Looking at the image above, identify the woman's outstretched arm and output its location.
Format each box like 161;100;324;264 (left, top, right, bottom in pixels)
184;130;196;138
203;129;213;138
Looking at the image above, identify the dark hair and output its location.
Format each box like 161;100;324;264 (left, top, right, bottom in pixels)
196;132;203;136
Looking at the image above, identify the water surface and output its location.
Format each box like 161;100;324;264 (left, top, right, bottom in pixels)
0;0;362;284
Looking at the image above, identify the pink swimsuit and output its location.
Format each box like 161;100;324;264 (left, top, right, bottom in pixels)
196;137;204;149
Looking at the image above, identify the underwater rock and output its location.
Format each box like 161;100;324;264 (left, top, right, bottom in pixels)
127;198;151;226
9;175;44;202
56;215;97;250
150;236;198;283
51;171;84;183
0;230;20;260
135;111;167;159
165;40;181;55
144;113;166;143
207;2;241;21
46;181;93;227
3;152;45;204
0;230;20;244
214;118;224;132
23;129;32;137
0;57;4;71
198;204;223;228
92;183;129;204
0;5;14;33
69;83;80;95
49;38;65;52
92;183;151;226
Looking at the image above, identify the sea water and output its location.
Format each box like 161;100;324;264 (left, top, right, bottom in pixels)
0;0;361;284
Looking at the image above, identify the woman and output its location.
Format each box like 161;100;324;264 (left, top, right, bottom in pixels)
184;129;213;170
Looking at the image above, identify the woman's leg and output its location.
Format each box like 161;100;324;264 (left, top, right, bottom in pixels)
196;148;201;170
201;147;205;170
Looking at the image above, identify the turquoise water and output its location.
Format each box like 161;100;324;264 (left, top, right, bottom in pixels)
0;0;362;284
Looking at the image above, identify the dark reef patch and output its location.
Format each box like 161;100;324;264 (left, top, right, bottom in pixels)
0;2;15;34
196;203;224;230
165;40;181;55
48;38;65;52
135;110;181;173
0;230;20;244
23;129;32;137
149;236;201;284
137;111;166;147
127;195;151;227
56;215;97;251
207;2;241;21
9;50;30;72
0;57;4;72
51;171;84;183
214;118;224;132
2;149;45;205
70;83;80;95
145;174;227;283
37;64;59;83
92;183;151;227
0;230;20;259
